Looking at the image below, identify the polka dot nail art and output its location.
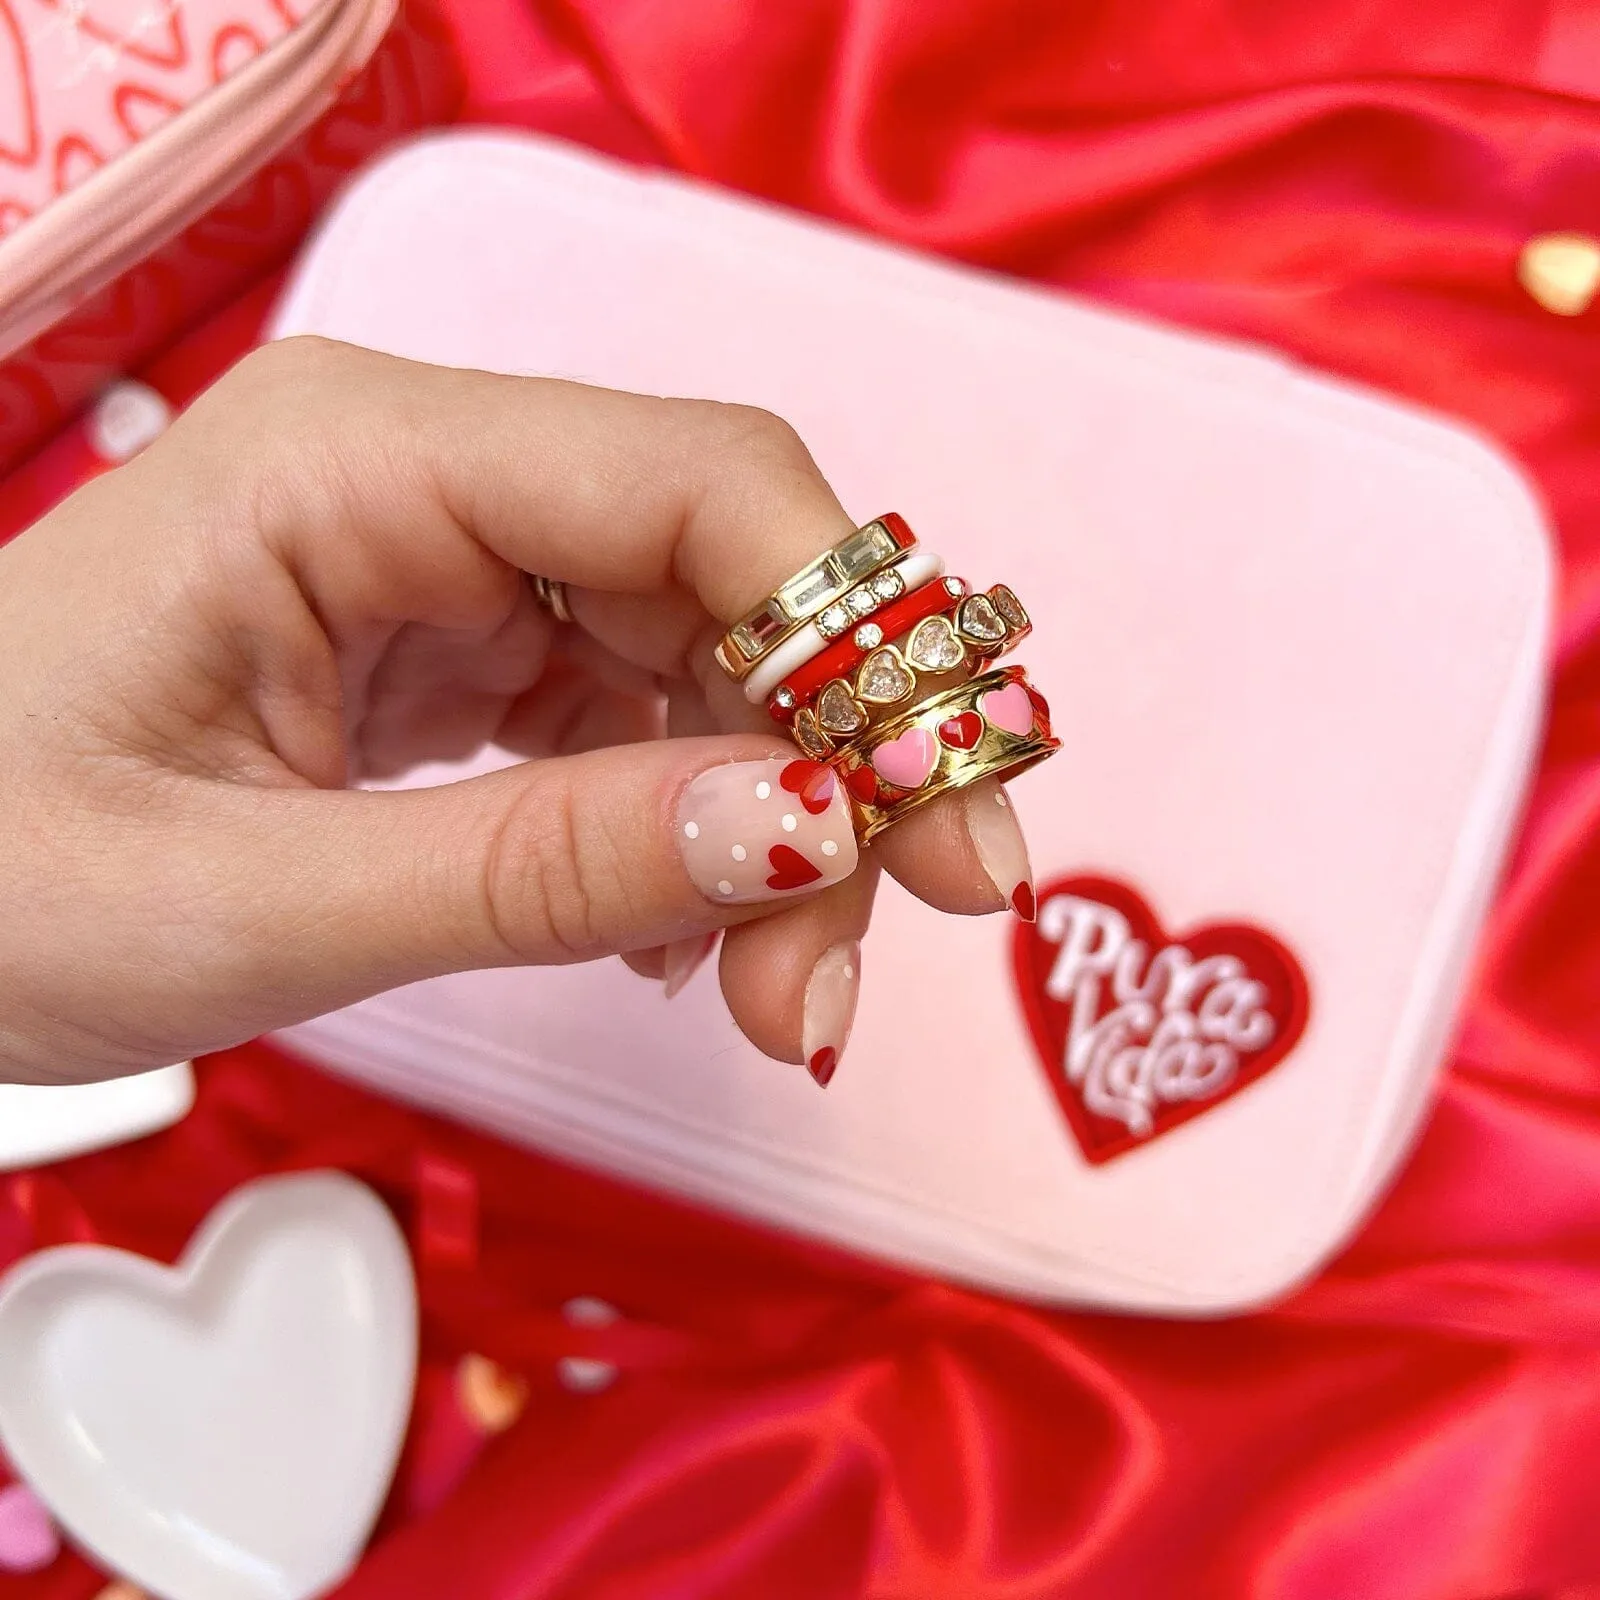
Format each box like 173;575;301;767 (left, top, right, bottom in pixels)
677;758;858;905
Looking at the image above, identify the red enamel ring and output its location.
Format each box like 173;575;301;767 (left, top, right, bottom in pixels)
768;575;969;722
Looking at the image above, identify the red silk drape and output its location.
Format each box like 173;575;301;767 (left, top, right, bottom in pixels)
6;3;1600;1594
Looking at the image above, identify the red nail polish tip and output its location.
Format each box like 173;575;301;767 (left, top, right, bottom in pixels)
1011;882;1037;922
808;1046;838;1087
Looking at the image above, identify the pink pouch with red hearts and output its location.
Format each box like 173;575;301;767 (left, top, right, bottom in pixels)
270;131;1550;1314
0;0;460;471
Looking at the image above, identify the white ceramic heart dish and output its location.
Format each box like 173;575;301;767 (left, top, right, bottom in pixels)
0;1171;417;1600
0;1063;195;1172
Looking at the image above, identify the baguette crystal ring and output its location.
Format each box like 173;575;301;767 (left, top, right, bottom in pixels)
713;514;917;680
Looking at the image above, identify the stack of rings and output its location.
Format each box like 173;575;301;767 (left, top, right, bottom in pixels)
714;515;1059;843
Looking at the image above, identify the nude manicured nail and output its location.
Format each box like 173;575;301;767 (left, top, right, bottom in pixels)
802;940;861;1088
966;784;1035;920
663;932;718;999
677;757;858;906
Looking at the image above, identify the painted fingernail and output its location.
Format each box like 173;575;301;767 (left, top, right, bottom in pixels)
966;783;1035;920
677;757;858;906
663;932;718;998
803;940;861;1087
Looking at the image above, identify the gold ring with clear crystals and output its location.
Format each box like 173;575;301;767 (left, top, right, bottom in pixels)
788;583;1033;759
713;514;917;681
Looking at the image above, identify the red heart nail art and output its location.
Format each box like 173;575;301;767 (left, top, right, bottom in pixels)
808;1047;839;1086
1014;876;1310;1165
766;844;824;892
779;759;837;815
937;711;984;750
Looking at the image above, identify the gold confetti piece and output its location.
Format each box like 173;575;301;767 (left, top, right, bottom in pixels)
456;1352;529;1435
93;1582;146;1600
1517;231;1600;317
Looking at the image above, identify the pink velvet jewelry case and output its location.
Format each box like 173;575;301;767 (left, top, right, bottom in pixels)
270;130;1550;1314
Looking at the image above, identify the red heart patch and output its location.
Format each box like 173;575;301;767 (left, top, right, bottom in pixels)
1013;876;1310;1165
765;844;823;892
779;759;836;815
937;711;983;751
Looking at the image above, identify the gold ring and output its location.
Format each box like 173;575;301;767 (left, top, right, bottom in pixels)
829;665;1059;843
788;583;1033;759
714;514;918;680
528;573;575;624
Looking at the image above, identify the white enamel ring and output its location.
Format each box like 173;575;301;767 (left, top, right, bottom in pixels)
742;548;945;704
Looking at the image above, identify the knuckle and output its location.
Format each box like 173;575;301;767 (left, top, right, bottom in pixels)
229;333;355;395
708;402;815;470
688;402;830;527
166;339;329;471
174;337;396;538
194;337;370;453
481;778;633;963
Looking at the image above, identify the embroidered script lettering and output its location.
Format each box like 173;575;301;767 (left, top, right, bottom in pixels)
1037;893;1277;1137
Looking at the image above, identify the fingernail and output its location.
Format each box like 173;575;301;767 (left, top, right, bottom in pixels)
663;932;718;998
966;783;1035;920
677;757;858;906
802;940;861;1087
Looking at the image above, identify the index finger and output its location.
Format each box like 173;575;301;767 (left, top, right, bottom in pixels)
161;337;853;626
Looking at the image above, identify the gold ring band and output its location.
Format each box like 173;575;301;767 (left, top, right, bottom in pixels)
528;573;575;624
829;665;1059;843
714;514;918;680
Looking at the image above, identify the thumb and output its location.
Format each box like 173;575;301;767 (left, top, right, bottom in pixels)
208;738;860;1028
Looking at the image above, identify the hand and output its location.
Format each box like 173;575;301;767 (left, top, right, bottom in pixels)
0;338;1035;1086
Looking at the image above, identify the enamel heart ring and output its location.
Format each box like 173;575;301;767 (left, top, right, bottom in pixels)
714;515;1058;841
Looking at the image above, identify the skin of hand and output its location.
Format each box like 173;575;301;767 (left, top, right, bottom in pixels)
0;337;1035;1087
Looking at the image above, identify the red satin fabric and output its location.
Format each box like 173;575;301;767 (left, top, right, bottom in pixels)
7;2;1600;1595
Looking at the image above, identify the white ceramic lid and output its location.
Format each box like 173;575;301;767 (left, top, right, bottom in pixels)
0;1064;195;1173
0;1172;416;1599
